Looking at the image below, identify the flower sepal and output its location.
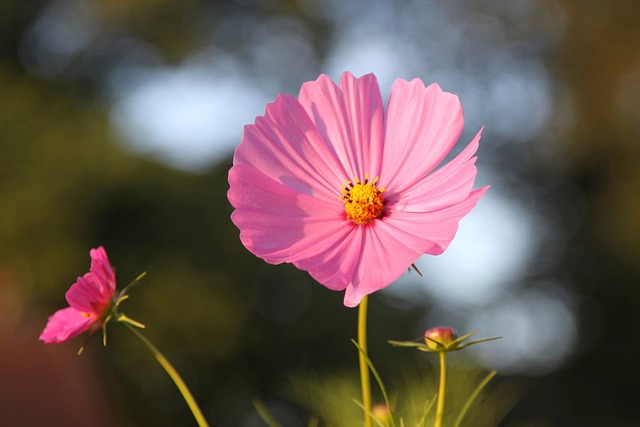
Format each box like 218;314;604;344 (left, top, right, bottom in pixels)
114;271;147;308
78;271;148;355
100;271;148;344
389;327;500;354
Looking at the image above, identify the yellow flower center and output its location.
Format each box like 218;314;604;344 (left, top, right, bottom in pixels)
341;175;385;225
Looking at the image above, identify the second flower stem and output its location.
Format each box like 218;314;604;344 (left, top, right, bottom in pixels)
435;351;447;427
358;295;373;427
122;322;210;427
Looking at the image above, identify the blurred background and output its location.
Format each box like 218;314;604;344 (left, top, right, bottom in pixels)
1;0;639;425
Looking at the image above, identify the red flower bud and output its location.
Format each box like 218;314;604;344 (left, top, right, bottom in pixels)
424;326;458;350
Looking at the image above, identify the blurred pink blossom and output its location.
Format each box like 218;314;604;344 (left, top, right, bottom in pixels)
228;72;487;307
40;247;116;344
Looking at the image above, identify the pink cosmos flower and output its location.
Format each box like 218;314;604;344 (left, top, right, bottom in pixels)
40;246;116;344
228;72;488;307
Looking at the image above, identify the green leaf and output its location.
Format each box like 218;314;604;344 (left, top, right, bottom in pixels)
388;340;428;349
457;336;502;350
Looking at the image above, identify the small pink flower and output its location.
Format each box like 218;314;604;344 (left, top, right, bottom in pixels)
228;72;488;307
40;246;116;344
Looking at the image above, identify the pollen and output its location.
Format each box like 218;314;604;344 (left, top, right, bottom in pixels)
341;175;385;225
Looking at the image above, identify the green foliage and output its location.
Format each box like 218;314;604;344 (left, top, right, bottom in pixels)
286;357;516;427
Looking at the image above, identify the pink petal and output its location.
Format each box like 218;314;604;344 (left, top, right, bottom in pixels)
65;274;97;312
342;223;425;307
298;72;385;180
343;183;488;307
389;129;483;213
230;161;372;291
297;224;364;291
39;307;95;344
65;273;110;315
229;164;348;267
89;246;116;300
384;187;489;256
64;247;116;315
233;94;347;202
381;80;463;193
341;132;488;305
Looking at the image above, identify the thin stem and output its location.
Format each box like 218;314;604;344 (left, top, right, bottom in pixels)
351;339;396;427
121;322;210;427
358;295;373;427
434;351;447;427
453;370;497;427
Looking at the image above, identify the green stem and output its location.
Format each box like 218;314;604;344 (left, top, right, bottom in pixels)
358;295;373;427
121;322;210;427
453;370;497;427
434;351;447;427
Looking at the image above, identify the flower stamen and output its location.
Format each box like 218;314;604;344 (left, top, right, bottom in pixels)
341;174;385;225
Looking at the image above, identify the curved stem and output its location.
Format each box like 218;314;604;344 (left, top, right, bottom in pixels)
434;351;447;427
358;295;373;427
122;322;210;427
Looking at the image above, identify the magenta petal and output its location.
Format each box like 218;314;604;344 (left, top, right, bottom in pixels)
382;80;463;192
298;72;385;179
39;307;95;344
65;246;116;314
89;246;116;299
65;274;99;312
66;273;107;314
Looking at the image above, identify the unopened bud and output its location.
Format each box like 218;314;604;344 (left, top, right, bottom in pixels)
424;326;458;350
390;327;499;353
372;403;390;425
